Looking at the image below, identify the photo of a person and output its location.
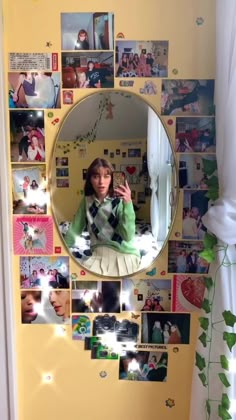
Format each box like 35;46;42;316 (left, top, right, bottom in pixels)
21;290;42;324
64;157;141;276
142;313;191;345
27;135;45;162
87;61;101;88
49;290;70;324
119;351;168;382
168;241;209;274
75;29;89;50
77;71;90;88
175;117;216;153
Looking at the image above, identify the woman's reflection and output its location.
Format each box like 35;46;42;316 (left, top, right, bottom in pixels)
64;157;140;276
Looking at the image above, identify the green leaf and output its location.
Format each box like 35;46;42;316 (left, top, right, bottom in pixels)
205;175;219;189
220;355;229;371
222;393;231;410
206;400;211;416
199;248;216;263
195;352;206;371
201;298;211;314
202;157;218;176
198;372;207;387
218;404;232;419
205;188;219;201
198;332;207;347
203;233;218;249
223;332;236;352
204;277;213;291
218;373;231;388
199;317;209;331
222;310;236;327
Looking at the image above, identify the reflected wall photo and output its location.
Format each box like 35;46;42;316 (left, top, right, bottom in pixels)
51;91;177;277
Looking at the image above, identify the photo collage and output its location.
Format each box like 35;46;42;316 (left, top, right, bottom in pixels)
8;11;215;383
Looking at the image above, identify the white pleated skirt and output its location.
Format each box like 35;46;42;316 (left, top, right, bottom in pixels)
82;247;141;277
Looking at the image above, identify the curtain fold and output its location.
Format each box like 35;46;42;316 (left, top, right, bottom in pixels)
191;1;236;418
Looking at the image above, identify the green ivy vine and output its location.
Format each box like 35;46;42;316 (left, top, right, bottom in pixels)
195;158;236;419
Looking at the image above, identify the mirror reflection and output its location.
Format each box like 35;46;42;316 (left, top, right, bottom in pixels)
51;91;177;277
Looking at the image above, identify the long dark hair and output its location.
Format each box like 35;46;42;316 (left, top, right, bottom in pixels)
84;158;114;196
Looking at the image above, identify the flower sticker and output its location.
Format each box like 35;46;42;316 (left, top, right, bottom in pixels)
173;347;179;353
196;17;204;26
172;68;178;75
99;371;107;378
166;398;175;408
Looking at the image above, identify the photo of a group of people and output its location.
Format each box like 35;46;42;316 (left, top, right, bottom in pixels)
168;241;209;274
175;117;216;153
62;52;114;89
12;165;47;214
141;313;191;345
119;351;168;382
161;79;215;115
10;110;45;163
21;290;70;324
115;40;168;78
20;256;70;289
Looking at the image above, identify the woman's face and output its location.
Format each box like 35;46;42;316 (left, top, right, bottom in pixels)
49;291;70;318
90;167;112;200
79;72;86;83
31;136;39;146
88;62;94;71
21;291;41;323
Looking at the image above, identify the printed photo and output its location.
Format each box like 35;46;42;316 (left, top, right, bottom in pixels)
12;164;47;214
182;190;209;239
20;256;70;289
9;72;61;109
92;314;139;343
172;275;207;312
161;80;215;115
141;313;191;344
13;215;53;255
115;41;168;78
72;280;121;313
21;290;70;324
85;336;119;360
179;154;218;189
119;351;168;382
121;279;171;312
72;315;91;340
10;110;45;162
56;157;69;166
56;167;69;177
62;52;114;89
168;241;209;274
175;117;216;153
56;179;69;188
61;12;114;51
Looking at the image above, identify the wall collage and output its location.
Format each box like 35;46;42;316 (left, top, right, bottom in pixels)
5;1;216;419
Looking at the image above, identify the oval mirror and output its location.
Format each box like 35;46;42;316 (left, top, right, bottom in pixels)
51;90;177;278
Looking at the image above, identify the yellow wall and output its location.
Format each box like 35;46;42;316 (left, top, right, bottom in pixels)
3;0;215;419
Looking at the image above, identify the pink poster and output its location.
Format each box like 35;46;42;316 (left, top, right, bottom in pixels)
13;215;53;255
172;275;206;312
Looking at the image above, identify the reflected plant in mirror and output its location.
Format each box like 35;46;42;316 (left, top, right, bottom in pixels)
51;91;177;277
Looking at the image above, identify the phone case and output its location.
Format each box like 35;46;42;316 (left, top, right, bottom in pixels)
113;171;125;189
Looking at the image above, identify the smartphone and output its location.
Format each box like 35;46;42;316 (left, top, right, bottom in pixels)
113;171;126;190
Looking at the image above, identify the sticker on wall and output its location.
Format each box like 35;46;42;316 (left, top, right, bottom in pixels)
122;278;171;312
175;117;216;153
8;72;61;109
115;40;169;78
141;313;191;345
72;315;91;340
10;110;45;163
116;32;125;39
8;52;58;71
168;240;210;274
12;164;47;214
19;256;70;289
119;80;134;87
165;398;175;408
21;290;70;324
161;79;215;116
63;90;74;105
172;275;207;312
196;17;204;25
146;267;157;276
139;80;157;95
13;215;53;255
119;351;168;381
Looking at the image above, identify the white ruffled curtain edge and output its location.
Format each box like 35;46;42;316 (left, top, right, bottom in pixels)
190;1;236;418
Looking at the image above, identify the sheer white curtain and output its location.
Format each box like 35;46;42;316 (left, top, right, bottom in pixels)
147;106;160;240
190;1;236;418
